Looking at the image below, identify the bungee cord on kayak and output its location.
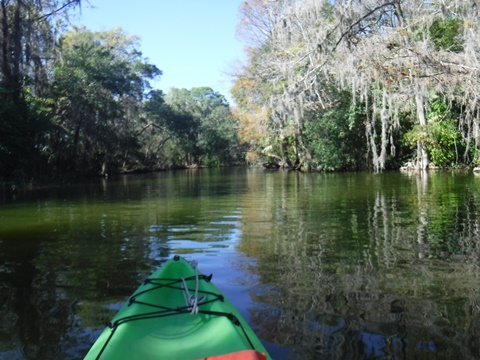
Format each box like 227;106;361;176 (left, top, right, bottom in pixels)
91;257;263;360
181;261;207;314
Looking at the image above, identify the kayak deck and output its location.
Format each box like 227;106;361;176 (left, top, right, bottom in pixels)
84;255;270;360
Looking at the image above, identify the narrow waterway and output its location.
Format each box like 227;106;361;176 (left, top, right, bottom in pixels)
1;168;480;359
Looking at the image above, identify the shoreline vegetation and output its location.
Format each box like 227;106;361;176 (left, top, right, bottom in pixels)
2;1;480;183
1;163;478;197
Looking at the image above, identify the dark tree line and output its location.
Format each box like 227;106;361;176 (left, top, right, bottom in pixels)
0;1;244;182
1;0;82;178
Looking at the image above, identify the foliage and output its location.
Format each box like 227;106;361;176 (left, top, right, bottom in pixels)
429;17;464;52
48;27;161;175
303;91;367;171
139;89;179;169
165;87;245;167
0;0;82;180
0;96;32;177
4;0;480;178
0;2;245;180
405;122;463;167
233;0;480;172
404;97;465;167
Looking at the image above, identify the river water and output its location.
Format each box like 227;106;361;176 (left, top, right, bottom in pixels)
1;168;480;359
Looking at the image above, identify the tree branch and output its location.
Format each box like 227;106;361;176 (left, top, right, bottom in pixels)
35;0;81;22
329;2;398;52
137;122;171;136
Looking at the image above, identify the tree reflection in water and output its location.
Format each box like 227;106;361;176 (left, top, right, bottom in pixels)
238;171;480;359
1;169;480;359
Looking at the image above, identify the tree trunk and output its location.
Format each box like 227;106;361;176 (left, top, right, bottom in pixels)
1;1;11;96
415;84;429;170
12;0;22;105
101;161;108;177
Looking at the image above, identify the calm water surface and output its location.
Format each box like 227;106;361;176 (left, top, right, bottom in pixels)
1;168;480;359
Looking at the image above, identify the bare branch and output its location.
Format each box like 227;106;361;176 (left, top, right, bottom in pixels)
35;0;81;22
137;122;171;136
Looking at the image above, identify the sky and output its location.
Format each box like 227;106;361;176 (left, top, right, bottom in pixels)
75;0;246;102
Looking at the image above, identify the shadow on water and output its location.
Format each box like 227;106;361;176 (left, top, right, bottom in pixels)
1;168;480;359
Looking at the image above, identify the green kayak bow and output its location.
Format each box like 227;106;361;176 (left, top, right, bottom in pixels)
84;255;271;360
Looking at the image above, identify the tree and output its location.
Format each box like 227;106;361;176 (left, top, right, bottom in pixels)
0;0;82;179
303;89;367;171
139;89;190;170
234;0;343;168
405;96;464;168
233;0;480;171
165;87;243;167
48;27;161;175
230;76;269;165
197;101;245;166
164;88;202;165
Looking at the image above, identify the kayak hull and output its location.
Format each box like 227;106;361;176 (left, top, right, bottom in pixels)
84;256;270;359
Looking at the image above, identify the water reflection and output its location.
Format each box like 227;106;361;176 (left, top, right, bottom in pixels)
239;170;480;359
1;169;480;359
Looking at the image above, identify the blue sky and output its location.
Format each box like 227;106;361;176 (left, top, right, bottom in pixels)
75;0;246;102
